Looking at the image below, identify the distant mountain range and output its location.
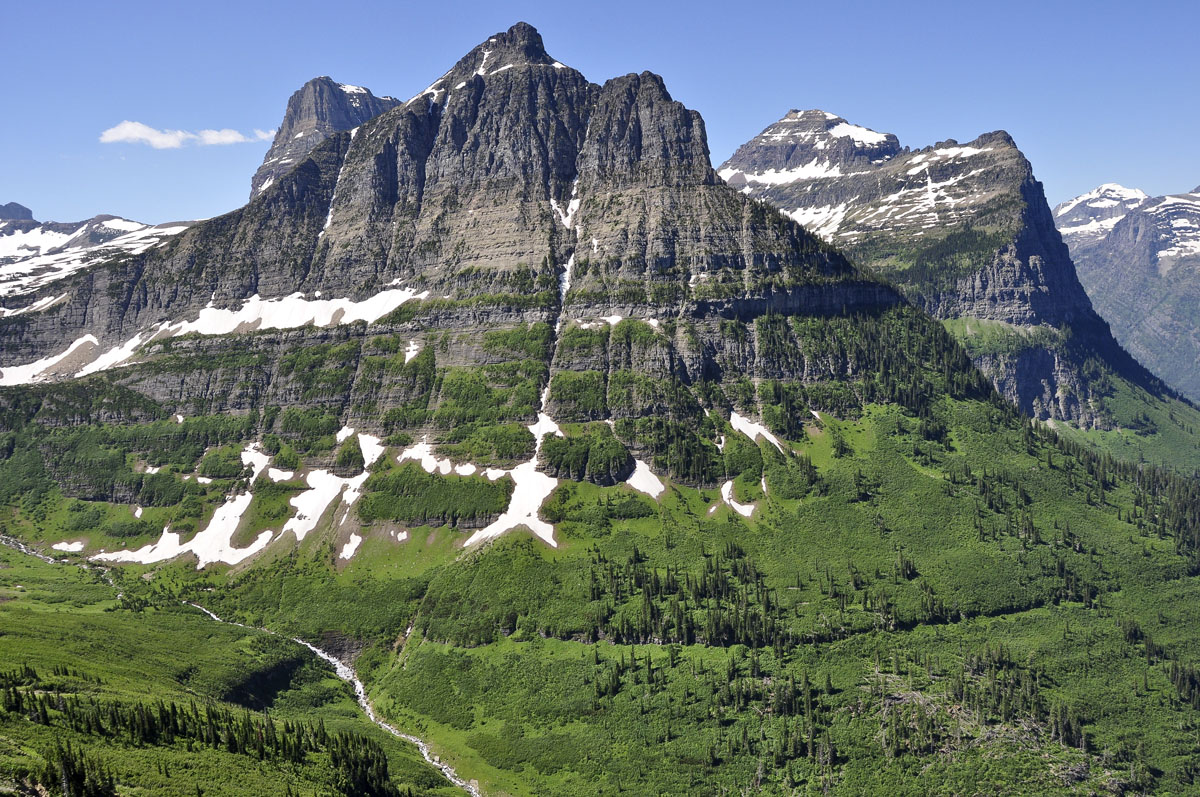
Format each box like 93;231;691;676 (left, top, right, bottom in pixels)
1055;183;1200;401
0;205;190;305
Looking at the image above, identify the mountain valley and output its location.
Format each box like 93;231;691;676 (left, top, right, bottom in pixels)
2;21;1200;797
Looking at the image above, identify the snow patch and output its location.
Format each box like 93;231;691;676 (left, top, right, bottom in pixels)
283;469;367;542
339;533;363;560
721;480;755;517
626;459;664;498
52;540;85;552
31;288;430;382
0;293;66;318
94;444;273;567
730;412;785;453
828;122;889;146
463;388;564;548
786;204;849;241
0;334;97;386
550;196;581;230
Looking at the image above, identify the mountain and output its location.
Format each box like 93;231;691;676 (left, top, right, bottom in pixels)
250;76;401;197
0;26;883;395
0;201;33;220
0;207;191;307
1055;184;1200;401
719;111;1200;448
1053;183;1150;248
4;22;1200;797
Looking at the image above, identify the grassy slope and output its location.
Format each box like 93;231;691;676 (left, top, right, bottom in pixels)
0;545;457;796
4;311;1200;794
89;398;1199;796
945;317;1200;472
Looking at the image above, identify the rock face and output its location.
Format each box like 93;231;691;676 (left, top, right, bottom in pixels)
0;22;892;437
249;76;400;198
0;202;33;221
1057;184;1200;400
720;110;1168;425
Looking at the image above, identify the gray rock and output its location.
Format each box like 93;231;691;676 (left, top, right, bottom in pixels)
719;111;1165;426
0;203;33;221
250;76;401;198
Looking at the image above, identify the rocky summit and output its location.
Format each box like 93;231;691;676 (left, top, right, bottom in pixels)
250;76;401;197
720;110;1186;430
0;202;34;221
1057;183;1200;400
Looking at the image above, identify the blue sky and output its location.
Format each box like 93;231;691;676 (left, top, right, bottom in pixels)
4;0;1197;224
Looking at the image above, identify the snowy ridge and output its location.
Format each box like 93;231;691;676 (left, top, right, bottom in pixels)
0;219;190;298
1055;183;1149;220
1054;183;1152;249
1056;184;1200;262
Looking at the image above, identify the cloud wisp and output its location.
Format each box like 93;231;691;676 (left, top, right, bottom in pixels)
100;121;274;149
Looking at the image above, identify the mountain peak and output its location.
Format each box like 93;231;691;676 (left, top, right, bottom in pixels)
1192;184;1200;194
405;22;563;107
250;76;401;197
456;21;554;68
1053;183;1149;244
0;202;33;221
718;109;902;189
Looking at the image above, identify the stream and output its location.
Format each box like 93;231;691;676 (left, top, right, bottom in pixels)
183;601;482;796
0;535;478;796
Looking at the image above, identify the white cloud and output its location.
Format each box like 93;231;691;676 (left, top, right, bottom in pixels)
100;121;275;149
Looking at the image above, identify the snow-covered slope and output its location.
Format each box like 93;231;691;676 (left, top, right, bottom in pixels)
0;211;191;300
1053;183;1150;248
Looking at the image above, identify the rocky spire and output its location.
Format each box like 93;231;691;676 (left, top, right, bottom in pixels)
250;76;401;197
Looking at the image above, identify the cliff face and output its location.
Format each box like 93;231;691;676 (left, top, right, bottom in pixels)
250;76;401;198
0;23;896;444
1057;185;1200;401
720;111;1168;426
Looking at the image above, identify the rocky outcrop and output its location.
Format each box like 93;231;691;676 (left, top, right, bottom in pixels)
1058;185;1200;400
0;202;32;221
250;76;400;198
719;110;1172;425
